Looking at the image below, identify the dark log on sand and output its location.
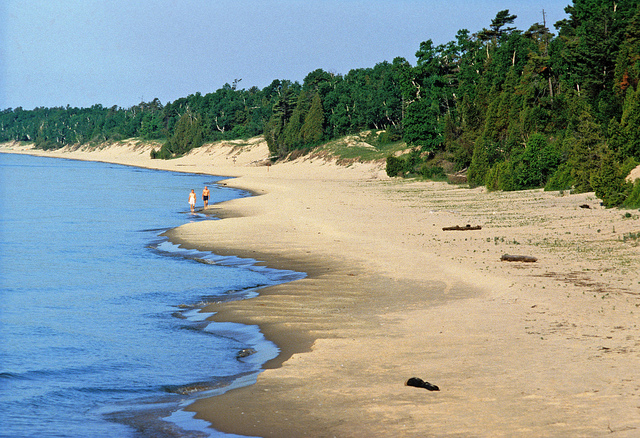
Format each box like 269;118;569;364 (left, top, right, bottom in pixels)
500;254;538;263
406;377;440;391
442;224;482;231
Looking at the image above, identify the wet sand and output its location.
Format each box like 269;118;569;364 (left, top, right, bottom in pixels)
2;139;640;437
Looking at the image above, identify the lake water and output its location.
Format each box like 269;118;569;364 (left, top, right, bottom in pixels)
0;153;304;437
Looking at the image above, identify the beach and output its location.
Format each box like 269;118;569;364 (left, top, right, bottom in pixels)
2;139;640;437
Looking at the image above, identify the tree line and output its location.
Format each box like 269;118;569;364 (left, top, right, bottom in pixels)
1;0;639;207
387;1;640;208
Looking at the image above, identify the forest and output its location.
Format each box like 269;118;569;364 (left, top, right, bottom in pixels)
1;0;639;208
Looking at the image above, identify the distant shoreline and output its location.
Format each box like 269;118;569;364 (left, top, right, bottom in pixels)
2;140;640;436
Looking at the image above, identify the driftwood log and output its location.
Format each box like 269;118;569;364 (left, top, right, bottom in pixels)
500;254;538;263
442;224;482;231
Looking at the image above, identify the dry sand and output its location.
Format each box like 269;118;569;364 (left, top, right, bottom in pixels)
2;140;640;437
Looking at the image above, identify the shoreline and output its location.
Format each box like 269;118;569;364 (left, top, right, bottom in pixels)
2;140;640;437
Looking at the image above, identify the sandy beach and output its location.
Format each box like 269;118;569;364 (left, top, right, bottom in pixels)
2;139;640;437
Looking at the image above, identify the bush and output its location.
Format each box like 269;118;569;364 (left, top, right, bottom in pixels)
623;180;640;209
386;148;428;177
386;155;405;177
230;124;250;139
107;132;125;142
420;165;447;181
35;138;60;150
376;125;402;146
161;112;205;157
485;160;517;191
468;139;491;187
591;149;631;207
150;147;171;159
545;163;574;191
512;134;559;189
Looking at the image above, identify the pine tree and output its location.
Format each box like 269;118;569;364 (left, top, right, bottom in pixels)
614;7;640;98
591;146;631;207
163;111;204;157
264;86;298;157
618;85;640;159
567;111;605;193
282;95;306;151
300;93;324;144
468;137;492;187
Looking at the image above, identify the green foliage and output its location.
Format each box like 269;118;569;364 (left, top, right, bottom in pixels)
485;160;516;191
468;137;493;187
300;93;324;144
379;125;402;144
318;129;406;162
614;8;640;98
554;0;640;115
263;62;404;159
387;1;640;206
403;96;442;151
420;165;447;181
385;148;425;177
623;179;640;209
557;107;607;193
3;0;640;195
159;112;204;157
545;163;575;191
365;126;402;148
282;93;307;150
591;147;630;207
264;82;300;157
474;133;561;191
621;157;640;179
1;85;274;153
616;85;640;159
386;155;405;177
513;134;560;189
403;149;424;176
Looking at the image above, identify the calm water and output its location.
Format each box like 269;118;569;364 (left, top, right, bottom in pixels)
0;154;304;437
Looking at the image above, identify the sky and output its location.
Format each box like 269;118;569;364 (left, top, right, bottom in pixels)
1;0;570;111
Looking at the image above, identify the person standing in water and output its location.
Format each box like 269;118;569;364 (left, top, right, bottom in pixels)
188;189;197;212
202;186;210;209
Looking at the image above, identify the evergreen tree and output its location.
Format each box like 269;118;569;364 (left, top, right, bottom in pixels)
403;95;441;151
468;137;492;187
512;133;560;189
591;146;631;207
400;40;445;151
160;111;204;157
566;111;605;193
264;84;299;157
617;85;640;159
300;93;324;143
282;92;309;151
614;7;640;97
554;0;640;122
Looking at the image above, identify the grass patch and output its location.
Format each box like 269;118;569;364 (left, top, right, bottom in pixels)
621;231;640;245
315;131;408;162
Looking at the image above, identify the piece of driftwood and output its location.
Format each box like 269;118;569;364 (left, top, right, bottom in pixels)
442;224;482;231
500;254;538;263
579;204;591;209
406;377;440;391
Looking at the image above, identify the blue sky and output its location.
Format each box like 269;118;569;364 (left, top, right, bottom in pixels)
1;0;569;110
